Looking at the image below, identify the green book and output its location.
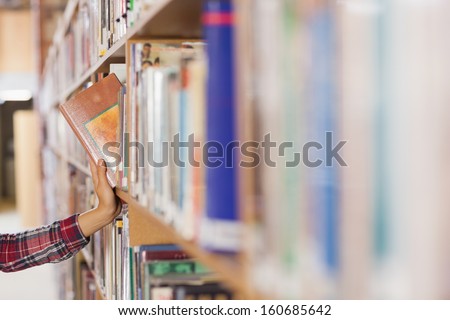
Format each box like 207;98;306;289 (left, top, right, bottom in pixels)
146;260;209;277
142;260;212;299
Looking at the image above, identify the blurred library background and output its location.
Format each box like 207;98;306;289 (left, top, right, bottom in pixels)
0;0;60;299
1;0;450;300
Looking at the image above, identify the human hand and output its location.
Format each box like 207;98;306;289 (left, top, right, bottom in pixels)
89;158;121;220
78;159;122;237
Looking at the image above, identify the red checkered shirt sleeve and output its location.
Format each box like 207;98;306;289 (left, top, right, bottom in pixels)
0;214;89;272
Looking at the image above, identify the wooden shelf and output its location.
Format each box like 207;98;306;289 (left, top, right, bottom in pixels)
67;158;90;176
115;189;255;299
61;0;78;37
81;248;93;268
47;145;63;158
58;40;126;104
47;146;91;176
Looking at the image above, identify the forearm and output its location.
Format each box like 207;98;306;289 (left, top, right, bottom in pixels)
77;206;117;237
79;159;121;237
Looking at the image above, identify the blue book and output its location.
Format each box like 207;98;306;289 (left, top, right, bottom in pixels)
200;0;241;252
309;5;338;273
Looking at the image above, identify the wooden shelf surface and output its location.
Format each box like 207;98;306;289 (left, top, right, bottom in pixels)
48;146;91;176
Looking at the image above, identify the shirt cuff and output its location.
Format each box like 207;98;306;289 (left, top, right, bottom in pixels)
59;214;90;254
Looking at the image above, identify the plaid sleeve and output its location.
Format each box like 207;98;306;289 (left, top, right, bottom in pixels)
0;214;89;273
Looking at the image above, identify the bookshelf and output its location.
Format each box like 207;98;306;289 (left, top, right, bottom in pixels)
36;0;450;301
38;0;257;300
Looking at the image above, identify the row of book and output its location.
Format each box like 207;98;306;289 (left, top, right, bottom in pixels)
118;0;241;252
126;241;232;300
240;0;450;299
79;258;233;300
86;205;233;300
40;0;164;108
121;40;207;244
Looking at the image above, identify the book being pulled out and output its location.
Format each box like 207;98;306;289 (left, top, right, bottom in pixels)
59;73;123;186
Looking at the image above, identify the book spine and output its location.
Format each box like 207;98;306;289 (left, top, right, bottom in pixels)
150;287;174;300
179;63;188;215
146;67;155;210
121;210;130;299
168;69;181;229
310;2;338;279
142;251;188;261
183;60;206;240
145;260;206;277
200;0;241;253
161;69;173;224
154;69;164;216
129;43;138;197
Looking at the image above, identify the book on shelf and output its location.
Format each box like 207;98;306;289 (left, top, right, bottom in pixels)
244;0;344;299
130;244;188;300
172;282;233;300
109;63;128;190
149;283;232;300
145;276;232;300
304;3;339;298
126;39;204;199
143;259;210;277
141;259;229;300
200;0;242;253
125;39;207;237
59;73;124;187
110;63;127;83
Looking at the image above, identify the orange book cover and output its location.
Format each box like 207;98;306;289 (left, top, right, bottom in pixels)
59;73;123;187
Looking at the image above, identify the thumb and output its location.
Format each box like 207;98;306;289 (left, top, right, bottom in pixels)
97;159;108;186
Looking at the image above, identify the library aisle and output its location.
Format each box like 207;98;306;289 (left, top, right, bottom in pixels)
0;202;58;299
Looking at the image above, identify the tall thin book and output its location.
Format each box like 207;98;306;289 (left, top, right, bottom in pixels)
59;73;123;186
